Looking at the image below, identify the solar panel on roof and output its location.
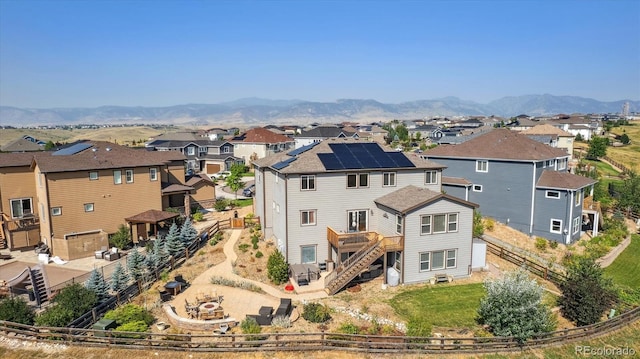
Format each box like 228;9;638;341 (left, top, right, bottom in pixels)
287;142;319;157
272;157;297;170
52;142;92;156
318;153;344;170
388;152;416;167
322;143;416;170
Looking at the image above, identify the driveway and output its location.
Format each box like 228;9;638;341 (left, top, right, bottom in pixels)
216;176;255;200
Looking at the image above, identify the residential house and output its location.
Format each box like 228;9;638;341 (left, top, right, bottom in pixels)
253;139;479;294
355;124;389;145
294;125;359;148
1;136;45;152
408;125;444;141
552;116;602;141
0;141;209;260
521;124;575;158
231;127;295;163
423;129;598;244
145;132;242;175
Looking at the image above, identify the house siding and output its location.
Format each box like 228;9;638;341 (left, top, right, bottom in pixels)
272;171;288;258
0;165;38;219
403;199;474;284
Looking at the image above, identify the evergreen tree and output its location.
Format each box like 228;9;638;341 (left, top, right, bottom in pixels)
153;235;170;265
180;219;198;246
85;268;109;302
558;256;618;326
110;262;130;293
165;222;185;257
267;250;289;285
126;249;147;281
145;252;159;274
477;269;556;342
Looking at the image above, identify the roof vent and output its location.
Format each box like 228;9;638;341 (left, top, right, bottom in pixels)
106;147;112;151
92;148;97;152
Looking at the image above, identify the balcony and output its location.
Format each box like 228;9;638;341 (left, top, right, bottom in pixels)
326;227;403;252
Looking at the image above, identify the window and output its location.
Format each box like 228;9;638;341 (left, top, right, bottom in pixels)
396;214;403;234
448;213;458;232
84;203;94;212
421;213;458;234
546;160;554;167
419;252;430;272
383;172;396;187
149;168;158;181
446;250;457;268
394;251;401;270
223;146;230;153
199;146;207;155
125;169;134;183
476;160;488;172
573;216;580;234
433;214;447;233
575;190;581;206
301;175;315;190
348;210;367;232
187;147;195;155
301;245;316;264
10;198;32;218
420;215;432;234
425;170;437;184
347;173;369;188
546;190;560;199
301;210;316;226
558;158;567;170
473;184;482;192
420;250;457;271
89;171;98;180
431;251;445;270
51;207;62;216
113;170;122;185
550;219;562;234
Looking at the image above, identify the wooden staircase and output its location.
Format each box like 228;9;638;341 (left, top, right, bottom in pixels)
324;237;385;295
29;265;51;306
0;213;7;249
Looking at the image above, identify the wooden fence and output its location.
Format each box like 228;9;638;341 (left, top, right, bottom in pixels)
482;239;566;285
1;306;638;354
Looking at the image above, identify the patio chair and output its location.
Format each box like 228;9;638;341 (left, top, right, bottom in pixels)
175;274;188;288
159;290;172;302
218;323;229;334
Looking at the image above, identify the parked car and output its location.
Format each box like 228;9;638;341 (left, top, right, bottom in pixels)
211;171;231;180
242;184;255;197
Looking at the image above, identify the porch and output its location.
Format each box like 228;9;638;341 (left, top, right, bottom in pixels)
0;213;41;251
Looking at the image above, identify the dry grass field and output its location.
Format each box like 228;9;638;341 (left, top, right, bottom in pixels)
608;122;640;173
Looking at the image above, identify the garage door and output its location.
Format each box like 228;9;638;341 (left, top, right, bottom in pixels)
206;164;221;174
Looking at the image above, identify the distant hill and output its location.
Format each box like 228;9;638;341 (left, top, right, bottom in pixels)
1;95;637;126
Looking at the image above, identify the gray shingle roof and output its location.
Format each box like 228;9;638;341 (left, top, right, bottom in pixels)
298;126;356;138
426;129;568;161
442;176;472;186
536;170;597;190
374;185;478;214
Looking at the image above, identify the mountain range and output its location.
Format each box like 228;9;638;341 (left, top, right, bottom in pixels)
1;94;637;127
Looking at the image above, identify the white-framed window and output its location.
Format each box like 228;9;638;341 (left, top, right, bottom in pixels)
114;170;122;185
223;146;230;153
394;251;401;271
10;198;32;218
473;184;482;192
573;216;580;234
419;252;430;272
446;249;457;268
425;170;438;184
347;173;369;188
476;160;488;173
383;172;396;187
546;190;560;199
199;146;207;155
347;210;368;232
89;171;99;180
51;207;62;216
301;245;317;264
149;168;158;181
558;158;567;170
396;214;403;234
125;169;134;183
301;210;316;226
84;203;94;212
301;175;315;190
550;219;562;234
546;159;554;167
187;147;195;156
420;213;458;234
431;251;445;270
575;190;581;206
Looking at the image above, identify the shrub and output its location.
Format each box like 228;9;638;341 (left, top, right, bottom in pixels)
406;320;431;337
214;198;229;212
473;211;485;237
53;283;97;317
267;250;289;285
271;315;291;328
337;321;360;334
210;276;264;293
35;305;75;327
483;218;495;231
110;224;132;250
114;320;149;338
192;211;204;222
104;304;155;327
240;317;266;341
535;238;548;251
255;251;263;258
549;240;559;249
0;297;35;325
301;302;331;323
238;243;250;253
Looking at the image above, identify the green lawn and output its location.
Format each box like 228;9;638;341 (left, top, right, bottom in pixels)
389;282;485;330
581;159;622;177
605;234;640;288
232;198;254;207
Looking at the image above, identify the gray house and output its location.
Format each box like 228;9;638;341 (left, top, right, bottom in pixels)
253;139;478;294
423;129;597;244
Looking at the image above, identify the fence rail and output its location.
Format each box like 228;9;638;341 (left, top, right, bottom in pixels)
1;306;639;353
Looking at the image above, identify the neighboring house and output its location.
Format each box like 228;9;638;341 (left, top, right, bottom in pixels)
146;132;242;175
231;127;295;163
552;116;602;141
423;129;598;244
294;125;359;148
521;124;575;157
1;136;45;152
253;139;479;294
408;125;444;140
355;124;389;144
0;141;208;260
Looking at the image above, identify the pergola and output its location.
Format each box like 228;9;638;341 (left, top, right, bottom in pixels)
125;209;180;241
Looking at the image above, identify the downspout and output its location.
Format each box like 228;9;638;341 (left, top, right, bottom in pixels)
568;190;574;244
401;213;406;284
284;173;288;263
44;172;54;255
529;162;536;234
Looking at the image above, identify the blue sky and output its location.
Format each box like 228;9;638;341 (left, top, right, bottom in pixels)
1;0;639;108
